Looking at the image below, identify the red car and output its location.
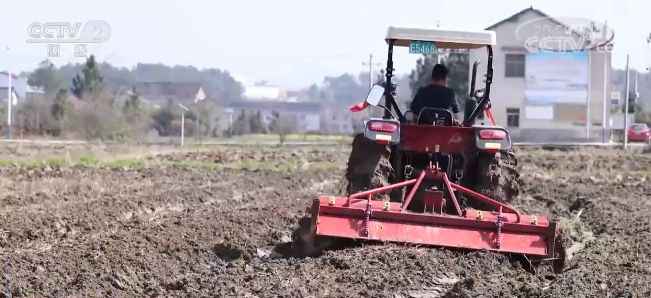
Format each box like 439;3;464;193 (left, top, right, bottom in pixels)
628;123;651;143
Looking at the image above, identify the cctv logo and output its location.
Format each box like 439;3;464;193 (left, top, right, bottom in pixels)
26;20;111;44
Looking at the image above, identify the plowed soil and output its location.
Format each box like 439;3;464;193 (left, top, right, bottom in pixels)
0;145;649;297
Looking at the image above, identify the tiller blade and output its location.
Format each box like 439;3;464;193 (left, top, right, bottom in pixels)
309;168;565;270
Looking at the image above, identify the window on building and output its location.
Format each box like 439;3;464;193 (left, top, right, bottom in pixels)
505;54;525;77
506;108;520;128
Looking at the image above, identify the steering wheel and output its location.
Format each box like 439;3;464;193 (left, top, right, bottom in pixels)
416;107;454;126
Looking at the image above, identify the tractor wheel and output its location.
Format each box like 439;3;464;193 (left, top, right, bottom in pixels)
475;150;520;203
345;134;394;198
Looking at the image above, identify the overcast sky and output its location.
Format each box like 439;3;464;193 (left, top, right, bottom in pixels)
0;0;648;89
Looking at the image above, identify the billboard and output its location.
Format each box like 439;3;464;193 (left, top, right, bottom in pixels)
525;51;588;104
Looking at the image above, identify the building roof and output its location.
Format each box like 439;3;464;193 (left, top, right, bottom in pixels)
486;7;557;30
486;7;614;51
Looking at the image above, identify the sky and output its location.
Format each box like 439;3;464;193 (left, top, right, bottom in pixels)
0;0;649;89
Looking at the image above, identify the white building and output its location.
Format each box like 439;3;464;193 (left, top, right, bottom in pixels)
243;85;287;101
471;8;613;142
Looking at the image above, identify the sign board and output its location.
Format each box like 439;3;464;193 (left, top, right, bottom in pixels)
409;41;436;55
525;51;588;104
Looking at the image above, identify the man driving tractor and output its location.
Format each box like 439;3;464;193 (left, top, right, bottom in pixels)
410;64;460;123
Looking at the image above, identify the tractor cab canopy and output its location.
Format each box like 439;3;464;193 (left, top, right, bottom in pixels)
386;27;496;49
379;27;497;125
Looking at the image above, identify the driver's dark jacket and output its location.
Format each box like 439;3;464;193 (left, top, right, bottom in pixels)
410;84;459;121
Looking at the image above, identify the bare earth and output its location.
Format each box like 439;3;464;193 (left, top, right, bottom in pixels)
0;145;649;297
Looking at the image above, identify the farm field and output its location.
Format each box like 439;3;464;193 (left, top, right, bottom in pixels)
0;143;649;297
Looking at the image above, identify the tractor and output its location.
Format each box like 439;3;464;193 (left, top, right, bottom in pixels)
294;27;565;272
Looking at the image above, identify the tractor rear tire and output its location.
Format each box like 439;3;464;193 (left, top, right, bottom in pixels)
345;134;394;197
475;150;520;203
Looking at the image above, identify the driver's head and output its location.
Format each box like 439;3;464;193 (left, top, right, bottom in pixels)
431;64;449;86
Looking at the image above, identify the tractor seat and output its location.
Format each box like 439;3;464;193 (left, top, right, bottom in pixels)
416;108;454;126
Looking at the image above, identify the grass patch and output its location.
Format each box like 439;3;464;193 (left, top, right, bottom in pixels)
160;158;340;173
0;144;344;173
0;156;341;172
206;134;353;145
103;158;146;170
78;155;100;167
165;159;221;171
0;159;15;167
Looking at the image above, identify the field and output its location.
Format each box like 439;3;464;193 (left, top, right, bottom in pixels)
0;142;649;297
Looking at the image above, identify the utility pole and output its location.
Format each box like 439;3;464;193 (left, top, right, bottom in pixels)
181;110;185;146
623;54;630;149
647;33;651;71
178;104;189;146
368;54;373;89
193;87;206;143
362;54;382;89
601;51;608;143
6;71;12;139
586;53;592;140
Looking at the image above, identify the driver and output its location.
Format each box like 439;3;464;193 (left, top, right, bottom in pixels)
410;64;460;123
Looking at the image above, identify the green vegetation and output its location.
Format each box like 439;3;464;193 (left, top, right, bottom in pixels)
0;143;343;173
163;158;338;172
71;55;104;99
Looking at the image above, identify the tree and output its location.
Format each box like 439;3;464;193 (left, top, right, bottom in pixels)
231;110;251;135
71;55;104;98
322;74;367;104
305;84;321;101
123;87;141;115
193;100;220;137
17;94;55;135
51;89;72;135
249;110;266;133
28;60;64;95
268;111;296;144
28;60;244;103
121;87;151;140
51;89;69;121
152;100;176;136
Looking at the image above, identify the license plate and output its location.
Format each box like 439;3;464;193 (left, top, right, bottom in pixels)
485;142;502;149
409;41;436;55
375;134;392;142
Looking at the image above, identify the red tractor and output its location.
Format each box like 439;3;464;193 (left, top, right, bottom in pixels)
294;27;565;272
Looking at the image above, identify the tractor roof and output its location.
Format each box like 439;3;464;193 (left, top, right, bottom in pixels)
386;27;496;49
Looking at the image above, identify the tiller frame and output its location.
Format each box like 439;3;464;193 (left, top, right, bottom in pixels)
309;165;564;268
